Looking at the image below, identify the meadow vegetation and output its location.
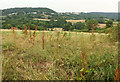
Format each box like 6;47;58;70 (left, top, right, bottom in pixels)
1;7;119;80
1;26;118;80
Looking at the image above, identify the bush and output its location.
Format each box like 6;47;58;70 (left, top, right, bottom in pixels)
105;26;118;42
96;28;106;33
106;20;113;28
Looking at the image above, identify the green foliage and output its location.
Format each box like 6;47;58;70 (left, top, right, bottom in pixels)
95;28;106;33
86;19;98;30
97;19;105;24
1;7;118;34
56;17;67;27
73;22;85;30
106;26;118;42
63;22;72;31
74;29;89;32
90;12;118;20
2;7;118;21
3;24;12;29
106;20;113;28
2;7;56;15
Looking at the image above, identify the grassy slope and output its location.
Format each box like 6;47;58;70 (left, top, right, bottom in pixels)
2;31;118;80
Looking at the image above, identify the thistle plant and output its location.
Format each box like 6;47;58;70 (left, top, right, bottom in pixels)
81;49;87;75
12;27;15;38
62;32;66;39
76;49;87;80
33;25;38;37
113;65;119;81
28;25;38;44
30;25;38;39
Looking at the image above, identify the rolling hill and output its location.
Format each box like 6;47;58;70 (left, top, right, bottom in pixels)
2;7;57;15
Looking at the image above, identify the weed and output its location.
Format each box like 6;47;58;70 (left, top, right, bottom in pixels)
113;65;119;81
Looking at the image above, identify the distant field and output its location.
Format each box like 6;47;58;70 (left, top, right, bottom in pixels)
113;21;118;24
33;18;85;24
66;20;85;24
113;21;118;26
32;18;118;28
97;24;106;28
33;18;52;21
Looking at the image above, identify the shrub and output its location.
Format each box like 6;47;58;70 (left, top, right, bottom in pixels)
105;26;118;42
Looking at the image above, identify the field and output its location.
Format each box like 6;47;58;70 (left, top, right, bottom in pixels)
1;29;118;80
66;20;85;24
33;18;85;24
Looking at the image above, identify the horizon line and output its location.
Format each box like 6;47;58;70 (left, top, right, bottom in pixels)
1;7;118;13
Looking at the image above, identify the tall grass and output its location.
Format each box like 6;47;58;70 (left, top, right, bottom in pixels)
56;31;60;52
42;31;45;49
28;26;31;38
24;26;28;37
2;27;118;80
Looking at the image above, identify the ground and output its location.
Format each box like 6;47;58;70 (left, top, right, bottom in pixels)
1;30;118;80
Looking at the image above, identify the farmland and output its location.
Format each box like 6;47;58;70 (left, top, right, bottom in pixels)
1;28;118;80
1;7;119;80
33;18;86;24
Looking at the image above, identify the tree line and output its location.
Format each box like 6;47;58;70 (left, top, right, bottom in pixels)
2;14;113;31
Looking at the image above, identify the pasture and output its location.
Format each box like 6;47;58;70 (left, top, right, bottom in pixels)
1;29;118;80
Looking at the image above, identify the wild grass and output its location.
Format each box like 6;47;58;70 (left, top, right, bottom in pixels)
1;29;118;80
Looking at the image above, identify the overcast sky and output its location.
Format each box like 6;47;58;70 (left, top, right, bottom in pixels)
0;0;119;12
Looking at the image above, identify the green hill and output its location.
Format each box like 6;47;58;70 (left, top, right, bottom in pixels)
2;7;118;20
2;7;57;15
89;12;118;20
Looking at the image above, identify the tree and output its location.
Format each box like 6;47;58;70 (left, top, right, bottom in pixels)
30;24;36;30
69;26;74;31
97;19;105;24
57;17;67;27
86;19;98;30
73;22;85;29
17;25;21;29
63;22;72;31
49;19;55;28
6;24;12;29
38;26;44;30
106;20;113;28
